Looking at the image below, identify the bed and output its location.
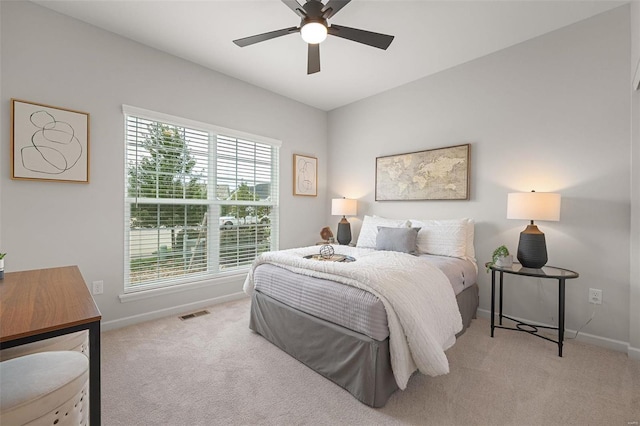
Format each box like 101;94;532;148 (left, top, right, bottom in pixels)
243;216;478;407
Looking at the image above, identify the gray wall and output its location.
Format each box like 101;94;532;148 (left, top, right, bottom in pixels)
0;1;328;326
327;6;633;349
630;1;640;358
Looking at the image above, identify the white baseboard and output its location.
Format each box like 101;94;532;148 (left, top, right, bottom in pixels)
628;345;640;360
101;292;249;332
476;308;633;356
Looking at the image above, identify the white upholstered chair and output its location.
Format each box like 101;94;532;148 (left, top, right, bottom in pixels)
0;331;88;362
0;351;89;426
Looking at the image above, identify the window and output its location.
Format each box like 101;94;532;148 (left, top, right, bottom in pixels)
124;106;279;292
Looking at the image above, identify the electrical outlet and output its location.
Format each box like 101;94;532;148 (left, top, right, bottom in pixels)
589;288;602;305
92;280;104;295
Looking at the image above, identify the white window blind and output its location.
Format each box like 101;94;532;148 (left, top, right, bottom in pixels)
124;106;279;292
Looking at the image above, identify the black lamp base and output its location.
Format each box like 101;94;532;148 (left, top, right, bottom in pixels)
336;217;352;245
517;224;548;269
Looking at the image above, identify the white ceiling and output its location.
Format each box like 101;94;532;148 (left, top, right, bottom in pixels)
34;0;625;111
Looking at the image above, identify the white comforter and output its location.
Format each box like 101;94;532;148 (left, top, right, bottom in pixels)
243;245;463;389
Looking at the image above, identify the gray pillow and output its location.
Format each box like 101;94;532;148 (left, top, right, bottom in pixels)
376;226;420;254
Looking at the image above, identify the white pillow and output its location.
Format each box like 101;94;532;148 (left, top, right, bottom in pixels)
409;218;469;258
466;219;476;262
356;215;410;249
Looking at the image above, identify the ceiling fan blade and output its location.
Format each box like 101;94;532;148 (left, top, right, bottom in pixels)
308;43;320;74
328;24;394;50
281;0;306;18
233;26;299;47
322;0;350;19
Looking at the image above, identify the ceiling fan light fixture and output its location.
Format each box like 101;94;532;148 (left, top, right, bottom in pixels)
301;21;327;44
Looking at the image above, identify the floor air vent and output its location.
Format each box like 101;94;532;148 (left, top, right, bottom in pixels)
179;310;210;321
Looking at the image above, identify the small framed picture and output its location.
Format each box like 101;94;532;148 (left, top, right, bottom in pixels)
11;99;90;183
293;154;317;197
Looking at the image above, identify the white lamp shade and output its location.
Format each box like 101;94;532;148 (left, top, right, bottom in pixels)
301;22;327;44
332;198;357;216
507;192;561;221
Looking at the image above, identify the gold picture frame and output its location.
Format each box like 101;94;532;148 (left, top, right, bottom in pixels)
376;143;470;201
293;154;317;196
11;99;90;183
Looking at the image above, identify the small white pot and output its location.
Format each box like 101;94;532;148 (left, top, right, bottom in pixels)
495;254;513;268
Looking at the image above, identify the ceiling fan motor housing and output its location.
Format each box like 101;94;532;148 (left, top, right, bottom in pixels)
302;0;327;21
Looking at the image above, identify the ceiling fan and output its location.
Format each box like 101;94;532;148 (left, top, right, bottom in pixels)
233;0;395;75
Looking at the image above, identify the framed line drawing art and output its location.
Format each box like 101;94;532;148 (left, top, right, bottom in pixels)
11;99;90;183
376;143;470;201
293;154;317;196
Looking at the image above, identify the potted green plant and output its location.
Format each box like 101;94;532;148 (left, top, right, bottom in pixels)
486;245;512;272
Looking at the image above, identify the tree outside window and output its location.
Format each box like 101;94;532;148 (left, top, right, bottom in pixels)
125;112;278;290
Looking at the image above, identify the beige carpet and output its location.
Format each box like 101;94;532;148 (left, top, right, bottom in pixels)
102;298;639;425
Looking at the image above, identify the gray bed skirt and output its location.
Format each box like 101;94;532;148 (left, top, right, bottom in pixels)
249;283;479;408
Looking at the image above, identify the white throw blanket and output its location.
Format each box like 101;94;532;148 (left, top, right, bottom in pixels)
243;245;463;389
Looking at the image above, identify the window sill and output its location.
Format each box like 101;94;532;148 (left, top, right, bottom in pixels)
118;271;248;303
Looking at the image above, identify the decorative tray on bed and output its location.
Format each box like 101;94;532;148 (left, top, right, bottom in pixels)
303;254;356;263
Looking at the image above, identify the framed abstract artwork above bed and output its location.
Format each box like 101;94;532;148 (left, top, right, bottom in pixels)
375;143;470;201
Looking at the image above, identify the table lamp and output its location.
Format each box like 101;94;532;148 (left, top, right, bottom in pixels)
332;197;357;245
507;190;561;268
